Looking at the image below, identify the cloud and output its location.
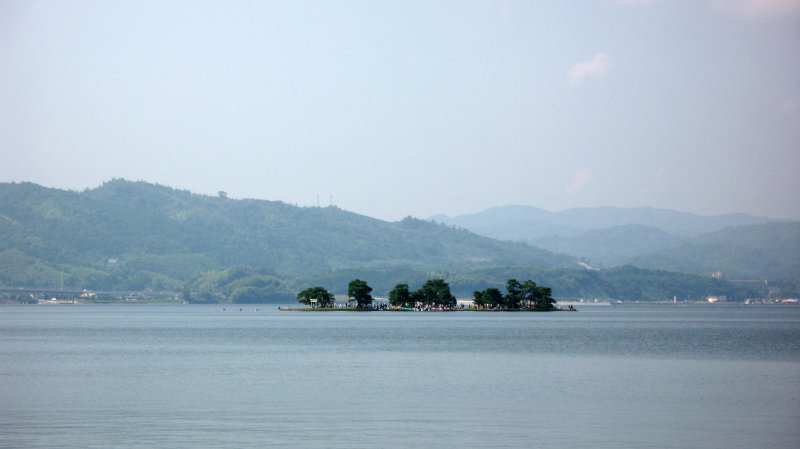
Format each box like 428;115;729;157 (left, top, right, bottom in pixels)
566;168;594;193
567;52;610;88
710;0;800;19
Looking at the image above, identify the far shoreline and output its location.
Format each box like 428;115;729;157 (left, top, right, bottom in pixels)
277;307;573;312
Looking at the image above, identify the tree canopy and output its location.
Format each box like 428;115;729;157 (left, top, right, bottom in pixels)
473;279;555;311
388;283;411;308
416;279;456;307
347;279;373;308
504;279;523;309
297;286;335;308
473;287;503;309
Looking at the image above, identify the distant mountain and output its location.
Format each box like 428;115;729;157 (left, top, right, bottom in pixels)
2;181;792;302
431;205;777;239
431;205;797;282
0;180;576;291
625;222;800;280
529;224;685;267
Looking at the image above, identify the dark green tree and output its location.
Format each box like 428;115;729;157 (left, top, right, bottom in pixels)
473;290;484;307
297;286;335;308
516;279;556;310
409;289;426;307
473;287;503;309
417;279;456;307
520;279;538;309
348;278;373;308
388;283;410;308
504;279;523;309
533;285;555;311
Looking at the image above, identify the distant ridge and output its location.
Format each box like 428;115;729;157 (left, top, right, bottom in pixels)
626;222;800;280
0;180;576;291
431;205;778;239
431;205;798;281
2;181;796;301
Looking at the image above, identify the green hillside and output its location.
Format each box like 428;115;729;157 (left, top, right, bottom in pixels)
1;180;786;303
625;222;800;280
432;205;777;238
488;219;798;282
529;224;684;266
0;180;575;292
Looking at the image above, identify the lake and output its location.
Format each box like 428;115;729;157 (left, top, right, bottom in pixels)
1;304;798;448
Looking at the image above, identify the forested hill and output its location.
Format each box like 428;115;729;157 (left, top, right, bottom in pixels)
431;205;778;239
0;180;576;291
526;222;800;279
626;222;800;280
433;205;798;283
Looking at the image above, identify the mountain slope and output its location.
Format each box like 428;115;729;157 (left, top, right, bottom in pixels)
625;222;800;280
0;180;576;290
431;205;796;282
529;224;685;266
432;205;777;239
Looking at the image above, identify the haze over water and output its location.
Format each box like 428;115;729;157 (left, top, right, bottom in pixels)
2;304;798;448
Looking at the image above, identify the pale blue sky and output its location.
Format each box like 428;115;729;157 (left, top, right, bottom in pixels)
2;0;799;221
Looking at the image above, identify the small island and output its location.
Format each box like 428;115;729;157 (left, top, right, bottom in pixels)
283;278;564;312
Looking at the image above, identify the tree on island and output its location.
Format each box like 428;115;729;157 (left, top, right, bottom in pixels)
520;280;539;309
473;287;503;309
507;279;556;310
416;279;456;308
409;289;426;308
503;279;523;309
473;279;556;311
348;279;373;308
388;283;411;308
297;286;335;308
526;282;555;311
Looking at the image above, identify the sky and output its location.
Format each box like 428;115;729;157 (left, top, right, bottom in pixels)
2;0;799;222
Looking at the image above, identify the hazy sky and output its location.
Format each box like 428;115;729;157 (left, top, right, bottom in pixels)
3;0;799;221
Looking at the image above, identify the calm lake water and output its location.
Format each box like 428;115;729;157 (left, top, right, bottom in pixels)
1;304;799;449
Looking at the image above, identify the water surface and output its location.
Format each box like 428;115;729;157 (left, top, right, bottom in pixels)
1;304;798;448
